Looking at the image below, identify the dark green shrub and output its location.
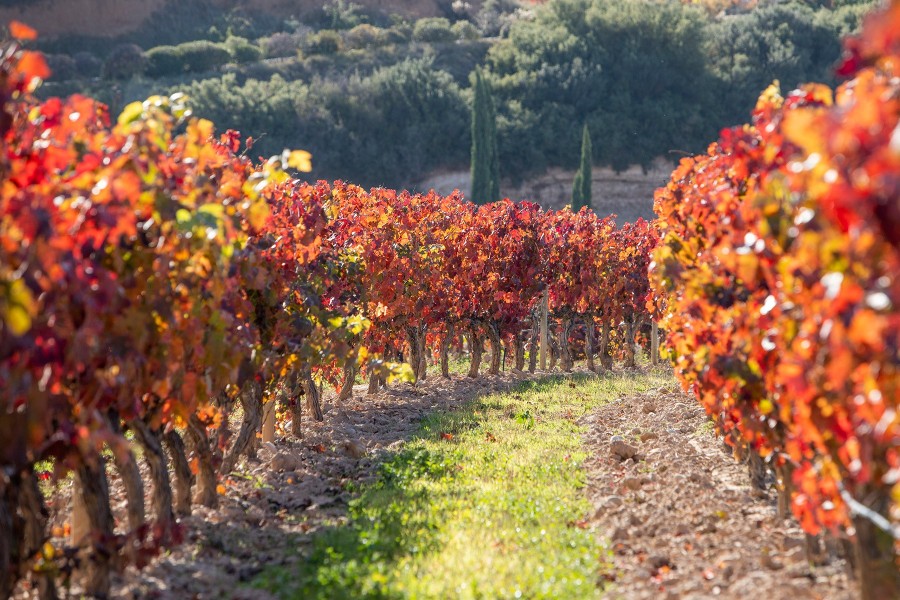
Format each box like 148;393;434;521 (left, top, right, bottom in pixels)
145;45;183;77
224;36;263;64
262;32;302;58
102;44;147;80
451;21;481;41
306;30;342;55
412;18;458;43
177;40;231;72
45;54;78;81
73;52;102;78
345;24;389;50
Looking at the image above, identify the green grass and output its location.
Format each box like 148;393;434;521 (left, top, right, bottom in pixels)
252;368;672;599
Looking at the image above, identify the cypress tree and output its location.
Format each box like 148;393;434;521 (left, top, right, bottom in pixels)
470;68;499;204
572;124;593;211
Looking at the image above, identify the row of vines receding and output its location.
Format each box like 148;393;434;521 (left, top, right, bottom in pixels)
650;2;900;598
0;21;659;598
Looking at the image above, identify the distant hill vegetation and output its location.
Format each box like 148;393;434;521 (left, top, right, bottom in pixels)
15;0;878;195
0;0;463;40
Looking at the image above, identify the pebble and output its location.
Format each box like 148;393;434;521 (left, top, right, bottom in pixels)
270;452;302;472
611;439;638;460
623;477;643;491
341;439;367;458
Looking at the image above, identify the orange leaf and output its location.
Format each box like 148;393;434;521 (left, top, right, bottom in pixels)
440;432;454;441
216;484;226;495
17;51;50;81
9;21;37;40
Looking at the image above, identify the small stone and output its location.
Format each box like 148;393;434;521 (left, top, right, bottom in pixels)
648;554;672;570
750;488;769;500
610;526;630;541
630;428;642;436
689;472;712;486
761;549;784;571
675;523;692;536
642;402;656;414
341;439;367;458
640;431;659;442
623;477;643;491
781;536;805;552
605;495;625;508
270;452;302;472
611;440;638;460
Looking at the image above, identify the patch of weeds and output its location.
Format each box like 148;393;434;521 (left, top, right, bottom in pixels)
694;419;715;437
251;369;674;599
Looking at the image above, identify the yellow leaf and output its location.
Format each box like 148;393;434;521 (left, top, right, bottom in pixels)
247;200;270;230
6;280;35;335
41;542;55;560
286;150;312;172
117;101;144;126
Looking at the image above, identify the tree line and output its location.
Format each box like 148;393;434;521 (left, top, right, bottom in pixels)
35;0;874;190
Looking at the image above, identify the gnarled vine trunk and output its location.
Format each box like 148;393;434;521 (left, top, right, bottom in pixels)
302;369;323;422
585;316;596;372
528;314;539;373
20;472;57;600
417;328;428;381
514;330;525;372
131;420;175;543
0;479;14;600
439;324;454;379
76;460;114;598
559;318;573;372
108;415;145;532
467;329;484;378
548;326;558;371
164;430;192;517
487;321;502;375
600;322;612;370
187;415;218;508
853;495;900;600
745;445;768;491
367;370;382;395
623;320;636;368
338;360;357;402
221;379;263;474
775;463;792;520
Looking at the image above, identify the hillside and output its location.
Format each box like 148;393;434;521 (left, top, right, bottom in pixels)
0;0;462;39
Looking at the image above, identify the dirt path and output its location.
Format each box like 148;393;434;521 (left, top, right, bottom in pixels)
582;386;854;600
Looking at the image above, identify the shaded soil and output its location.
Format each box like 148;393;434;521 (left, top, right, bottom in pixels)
582;386;854;600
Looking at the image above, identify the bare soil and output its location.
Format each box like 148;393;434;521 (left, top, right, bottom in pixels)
582;385;854;600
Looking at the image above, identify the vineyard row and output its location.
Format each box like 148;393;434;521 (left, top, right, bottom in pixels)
0;23;657;597
650;2;900;598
